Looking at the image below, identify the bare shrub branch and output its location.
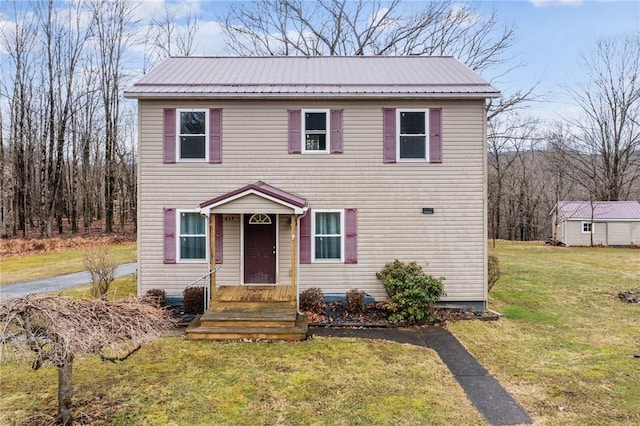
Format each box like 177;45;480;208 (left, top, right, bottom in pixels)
83;245;118;298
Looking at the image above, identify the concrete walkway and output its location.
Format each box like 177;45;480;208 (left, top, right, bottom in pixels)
310;326;532;426
0;262;137;300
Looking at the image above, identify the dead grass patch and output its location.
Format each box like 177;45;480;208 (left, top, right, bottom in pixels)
0;235;134;258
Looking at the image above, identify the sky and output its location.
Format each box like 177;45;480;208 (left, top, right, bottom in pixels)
1;0;639;122
135;0;639;121
476;0;640;120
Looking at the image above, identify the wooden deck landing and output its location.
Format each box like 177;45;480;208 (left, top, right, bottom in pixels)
215;285;293;302
186;285;307;341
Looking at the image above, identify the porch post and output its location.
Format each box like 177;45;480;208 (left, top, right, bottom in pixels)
209;214;217;301
290;214;297;299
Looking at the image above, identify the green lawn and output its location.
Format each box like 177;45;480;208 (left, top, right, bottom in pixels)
451;241;640;425
1;241;639;424
0;242;136;285
0;337;483;425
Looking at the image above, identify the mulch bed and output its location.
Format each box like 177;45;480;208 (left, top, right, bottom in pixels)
304;301;500;327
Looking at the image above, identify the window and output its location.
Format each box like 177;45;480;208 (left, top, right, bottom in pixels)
178;110;207;160
179;211;207;261
398;109;428;160
313;210;343;261
582;221;593;234
303;110;330;153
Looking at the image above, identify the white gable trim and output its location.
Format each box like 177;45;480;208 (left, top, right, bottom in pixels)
200;189;307;215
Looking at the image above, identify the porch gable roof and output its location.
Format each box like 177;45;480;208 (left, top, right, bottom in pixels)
199;181;308;214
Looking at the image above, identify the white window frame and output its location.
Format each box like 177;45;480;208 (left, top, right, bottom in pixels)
302;109;330;154
177;209;209;263
177;109;209;161
312;209;344;263
582;221;594;234
397;108;429;162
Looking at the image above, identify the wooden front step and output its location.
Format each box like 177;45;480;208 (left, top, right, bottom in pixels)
198;308;298;328
186;313;308;341
185;285;307;341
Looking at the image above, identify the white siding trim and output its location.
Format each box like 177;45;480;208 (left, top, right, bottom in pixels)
200;189;306;215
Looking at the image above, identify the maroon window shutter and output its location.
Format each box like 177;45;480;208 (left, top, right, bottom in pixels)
209;108;222;164
163;108;176;164
429;108;442;163
330;109;343;154
288;110;302;154
163;208;176;264
215;214;223;264
383;108;396;163
299;211;312;264
344;208;358;264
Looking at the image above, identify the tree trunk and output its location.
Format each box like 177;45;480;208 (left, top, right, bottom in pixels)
57;355;74;425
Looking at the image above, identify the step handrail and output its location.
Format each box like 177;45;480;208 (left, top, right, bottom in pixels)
185;265;221;312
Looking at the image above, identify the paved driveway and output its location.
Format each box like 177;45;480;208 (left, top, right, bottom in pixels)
0;263;137;300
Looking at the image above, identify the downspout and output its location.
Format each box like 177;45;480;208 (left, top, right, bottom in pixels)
296;208;309;314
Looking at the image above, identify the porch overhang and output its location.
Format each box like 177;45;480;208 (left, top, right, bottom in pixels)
199;181;308;215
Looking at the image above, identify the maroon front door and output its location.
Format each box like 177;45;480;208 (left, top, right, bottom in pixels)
244;214;277;284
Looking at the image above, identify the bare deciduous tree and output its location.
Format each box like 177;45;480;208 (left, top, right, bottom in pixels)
145;0;202;67
90;0;138;234
222;0;533;118
564;35;640;202
224;0;514;64
0;295;175;425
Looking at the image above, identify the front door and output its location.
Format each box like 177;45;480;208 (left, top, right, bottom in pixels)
244;214;277;284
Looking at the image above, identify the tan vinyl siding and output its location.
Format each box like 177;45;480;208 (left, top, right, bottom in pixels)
137;99;487;302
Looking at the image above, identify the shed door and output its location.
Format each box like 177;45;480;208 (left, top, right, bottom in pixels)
607;222;631;245
243;214;277;284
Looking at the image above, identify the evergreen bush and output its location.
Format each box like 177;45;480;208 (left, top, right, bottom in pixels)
376;260;445;323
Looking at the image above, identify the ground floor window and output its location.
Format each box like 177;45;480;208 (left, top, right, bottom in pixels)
179;211;207;260
582;221;593;233
313;210;343;261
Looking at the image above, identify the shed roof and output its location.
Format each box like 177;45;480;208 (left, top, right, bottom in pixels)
557;201;640;221
124;56;500;99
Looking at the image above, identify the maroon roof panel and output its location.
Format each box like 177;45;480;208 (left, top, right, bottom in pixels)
200;181;307;209
558;201;640;220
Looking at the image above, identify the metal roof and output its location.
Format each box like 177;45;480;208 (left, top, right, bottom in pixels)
557;201;640;221
199;181;308;212
124;56;500;99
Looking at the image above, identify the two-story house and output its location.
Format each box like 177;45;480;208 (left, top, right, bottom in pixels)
124;56;500;340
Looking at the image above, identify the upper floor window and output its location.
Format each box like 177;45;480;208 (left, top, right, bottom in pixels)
179;211;207;261
398;109;428;161
303;110;330;153
179;109;208;160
